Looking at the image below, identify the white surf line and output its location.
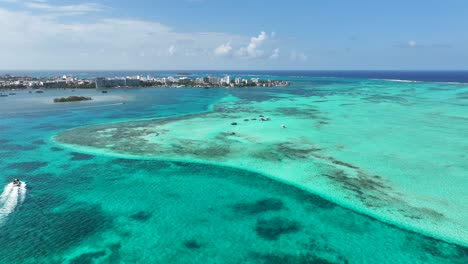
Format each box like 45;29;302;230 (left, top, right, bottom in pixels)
0;184;19;225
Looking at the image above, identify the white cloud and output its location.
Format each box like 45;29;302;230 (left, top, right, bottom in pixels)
168;45;176;56
1;0;106;14
396;40;424;49
214;42;232;57
24;2;105;13
290;51;307;61
269;48;280;59
0;7;298;69
0;8;252;69
237;31;268;58
408;40;417;48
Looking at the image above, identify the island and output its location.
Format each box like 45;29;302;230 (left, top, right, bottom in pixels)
53;96;93;103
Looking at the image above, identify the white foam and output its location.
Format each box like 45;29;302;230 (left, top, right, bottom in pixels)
0;183;13;204
0;182;26;225
0;185;19;224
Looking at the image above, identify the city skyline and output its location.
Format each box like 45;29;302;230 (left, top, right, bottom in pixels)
1;0;467;70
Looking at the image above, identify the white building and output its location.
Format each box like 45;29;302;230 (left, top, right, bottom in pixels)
195;78;205;85
208;76;219;84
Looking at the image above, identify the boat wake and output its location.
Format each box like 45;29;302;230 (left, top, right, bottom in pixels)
0;182;26;225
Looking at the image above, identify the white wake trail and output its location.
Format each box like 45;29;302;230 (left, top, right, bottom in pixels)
0;183;13;204
0;183;25;225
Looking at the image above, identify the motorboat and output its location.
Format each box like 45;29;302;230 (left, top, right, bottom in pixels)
12;178;21;187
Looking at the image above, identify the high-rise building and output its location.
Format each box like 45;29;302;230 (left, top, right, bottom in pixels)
208;76;219;84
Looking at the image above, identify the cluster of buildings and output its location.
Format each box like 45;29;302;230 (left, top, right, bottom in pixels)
95;77;141;88
0;75;94;88
94;75;289;88
191;76;289;87
1;74;289;89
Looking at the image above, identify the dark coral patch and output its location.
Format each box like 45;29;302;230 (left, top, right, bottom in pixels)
170;141;231;159
254;217;301;240
31;123;71;131
130;211;152;222
107;243;122;263
0;204;111;262
232;198;284;215
50;147;64;152
405;234;468;263
71;152;95;161
1;144;38;152
275;107;321;119
70;250;106;264
252;143;321;162
321;170;391;208
183;239;203;250
327;157;359;169
276;143;322;159
7;161;48;172
250;252;341;264
32;139;46;145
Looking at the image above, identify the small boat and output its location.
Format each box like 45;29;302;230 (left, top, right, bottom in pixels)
12;178;21;187
0;93;8;97
34;89;44;93
101;90;108;93
9;92;16;95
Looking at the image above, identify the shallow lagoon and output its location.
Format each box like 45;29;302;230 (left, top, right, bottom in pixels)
57;78;468;247
1;77;468;263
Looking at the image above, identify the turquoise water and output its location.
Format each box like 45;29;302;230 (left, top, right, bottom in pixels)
1;79;467;263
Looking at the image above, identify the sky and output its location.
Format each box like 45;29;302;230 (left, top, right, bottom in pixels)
0;0;467;70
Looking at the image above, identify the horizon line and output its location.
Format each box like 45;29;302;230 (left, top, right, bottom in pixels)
1;69;468;72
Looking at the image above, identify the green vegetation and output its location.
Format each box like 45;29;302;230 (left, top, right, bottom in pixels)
53;96;93;103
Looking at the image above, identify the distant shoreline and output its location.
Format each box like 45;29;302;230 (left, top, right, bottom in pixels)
0;74;290;90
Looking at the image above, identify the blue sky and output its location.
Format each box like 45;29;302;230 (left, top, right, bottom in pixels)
0;0;467;70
